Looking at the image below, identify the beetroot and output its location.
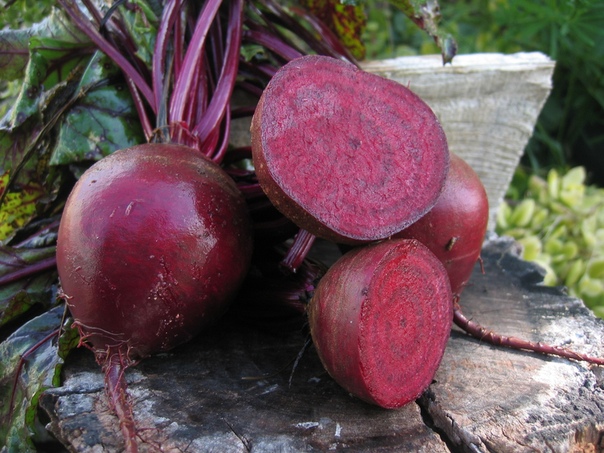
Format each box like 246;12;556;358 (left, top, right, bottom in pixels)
57;143;252;357
250;55;450;244
307;239;453;408
56;143;253;450
395;153;488;295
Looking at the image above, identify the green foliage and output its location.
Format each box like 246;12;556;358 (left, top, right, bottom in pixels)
0;245;57;326
496;166;604;318
362;0;447;59
504;1;603;180
0;0;55;30
50;52;145;166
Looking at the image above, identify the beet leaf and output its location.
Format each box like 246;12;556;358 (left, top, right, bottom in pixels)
298;0;366;59
0;306;78;452
0;244;57;329
49;52;145;166
0;8;88;84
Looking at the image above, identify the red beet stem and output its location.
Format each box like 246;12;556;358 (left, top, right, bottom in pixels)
0;256;57;286
243;28;304;61
453;299;604;366
280;229;316;273
169;0;222;125
152;0;183;116
57;0;155;112
193;0;244;151
287;5;358;63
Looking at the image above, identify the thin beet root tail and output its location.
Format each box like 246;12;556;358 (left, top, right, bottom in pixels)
102;348;139;453
453;300;604;366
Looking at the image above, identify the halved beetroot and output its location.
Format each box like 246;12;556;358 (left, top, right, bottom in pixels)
251;55;450;244
307;239;453;408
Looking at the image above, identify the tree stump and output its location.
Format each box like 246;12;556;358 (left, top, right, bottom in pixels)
39;236;604;452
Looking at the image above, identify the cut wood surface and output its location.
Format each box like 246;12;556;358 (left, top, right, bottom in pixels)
40;236;604;452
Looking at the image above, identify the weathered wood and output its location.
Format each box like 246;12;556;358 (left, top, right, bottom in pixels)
424;235;604;452
40;236;604;452
362;52;555;230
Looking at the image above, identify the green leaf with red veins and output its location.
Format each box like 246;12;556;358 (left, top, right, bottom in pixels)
0;306;75;452
0;75;78;243
0;29;31;83
1;13;91;131
300;0;367;60
0;245;58;327
50;52;145;166
0;8;88;83
5;39;91;131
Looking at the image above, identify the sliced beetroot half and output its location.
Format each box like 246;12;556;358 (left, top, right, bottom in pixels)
251;55;450;244
307;238;453;408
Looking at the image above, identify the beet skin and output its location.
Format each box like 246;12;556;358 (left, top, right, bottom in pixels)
56;143;253;361
251;55;450;244
307;239;453;408
395;153;489;295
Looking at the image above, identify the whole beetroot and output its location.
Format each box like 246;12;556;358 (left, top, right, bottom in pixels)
56;143;253;451
58;144;252;358
307;239;453;409
395;153;489;295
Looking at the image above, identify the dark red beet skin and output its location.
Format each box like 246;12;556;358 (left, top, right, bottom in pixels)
251;55;450;244
57;143;253;361
395;153;489;295
307;239;453;408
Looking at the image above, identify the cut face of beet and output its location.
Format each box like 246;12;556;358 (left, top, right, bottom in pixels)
251;55;450;244
307;239;453;408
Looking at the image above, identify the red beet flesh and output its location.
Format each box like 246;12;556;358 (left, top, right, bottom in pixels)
307;239;453;408
395;153;489;295
57;143;253;360
251;55;450;244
